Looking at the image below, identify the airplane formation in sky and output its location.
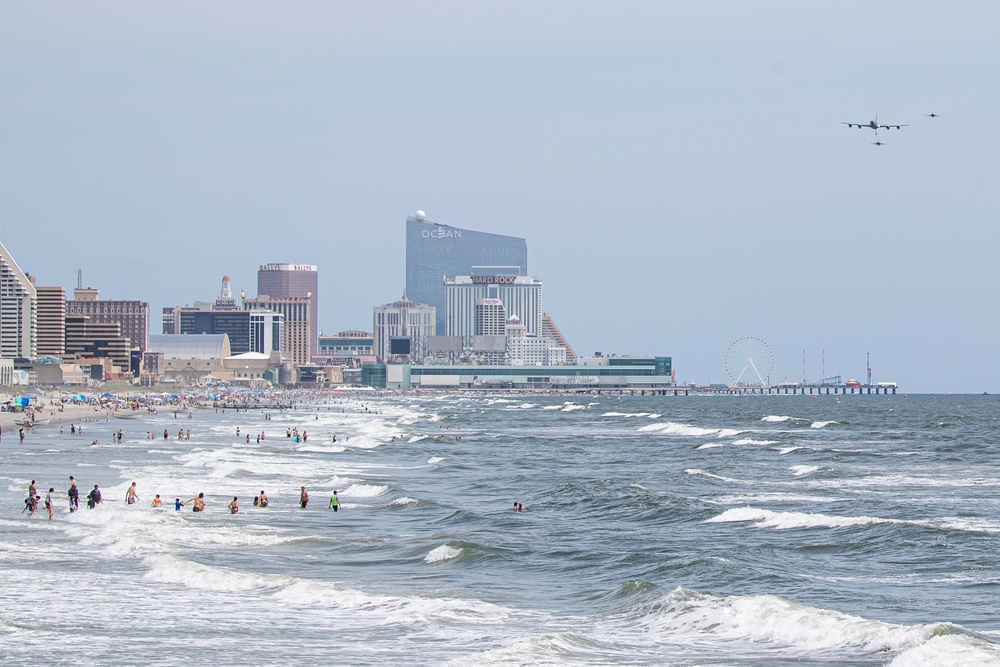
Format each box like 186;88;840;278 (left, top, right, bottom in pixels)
843;113;939;146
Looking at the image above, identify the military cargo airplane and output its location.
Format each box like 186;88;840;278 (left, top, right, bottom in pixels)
842;113;907;135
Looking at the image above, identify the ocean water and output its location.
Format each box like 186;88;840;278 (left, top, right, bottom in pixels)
2;393;1000;666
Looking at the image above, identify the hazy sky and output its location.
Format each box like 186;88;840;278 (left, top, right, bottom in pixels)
2;2;998;392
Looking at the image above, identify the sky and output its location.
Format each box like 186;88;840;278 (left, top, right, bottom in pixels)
1;2;998;393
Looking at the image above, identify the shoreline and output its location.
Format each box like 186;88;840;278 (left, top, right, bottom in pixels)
0;397;149;436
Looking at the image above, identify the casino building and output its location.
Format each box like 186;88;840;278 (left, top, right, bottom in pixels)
405;213;527;335
445;275;543;340
257;263;318;359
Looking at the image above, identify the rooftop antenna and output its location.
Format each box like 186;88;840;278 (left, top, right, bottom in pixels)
867;352;872;386
76;269;82;290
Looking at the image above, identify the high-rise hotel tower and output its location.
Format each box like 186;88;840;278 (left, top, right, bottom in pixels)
0;241;36;359
257;263;318;359
405;212;526;335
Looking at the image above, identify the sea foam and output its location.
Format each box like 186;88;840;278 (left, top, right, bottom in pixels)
424;544;462;563
706;507;905;530
639;422;742;438
647;588;970;657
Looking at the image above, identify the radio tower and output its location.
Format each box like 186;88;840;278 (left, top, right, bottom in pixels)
76;269;83;290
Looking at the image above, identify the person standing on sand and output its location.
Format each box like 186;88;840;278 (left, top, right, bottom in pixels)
299;486;309;509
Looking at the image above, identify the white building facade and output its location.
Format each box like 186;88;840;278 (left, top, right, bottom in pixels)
372;292;436;362
445;275;542;341
0;241;36;359
474;298;506;335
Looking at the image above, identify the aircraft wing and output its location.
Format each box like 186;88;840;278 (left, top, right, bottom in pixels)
841;122;866;127
884;124;909;129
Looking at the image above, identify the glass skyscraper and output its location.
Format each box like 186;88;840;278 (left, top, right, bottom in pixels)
405;215;527;334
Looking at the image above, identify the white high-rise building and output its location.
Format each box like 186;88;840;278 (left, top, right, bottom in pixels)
373;292;436;362
474;298;506;336
0;241;36;359
445;275;542;341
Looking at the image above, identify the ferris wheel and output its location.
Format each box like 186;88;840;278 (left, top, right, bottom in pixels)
725;336;774;386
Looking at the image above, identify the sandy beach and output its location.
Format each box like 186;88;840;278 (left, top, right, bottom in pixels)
0;393;148;437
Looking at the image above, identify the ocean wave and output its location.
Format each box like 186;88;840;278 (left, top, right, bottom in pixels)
761;415;800;422
141;552;511;624
562;404;587;412
395;412;423;425
684;469;744;484
296;445;346;453
342;483;389;498
790;465;822;477
427;456;445;464
710;493;843;505
407;435;429;444
889;633;1000;666
705;507;904;530
811;421;838;429
144;553;288;592
390;497;420;507
603;412;654;418
732;438;778;446
639;422;743;438
645;588;971;657
778;446;803;454
424;544;462;563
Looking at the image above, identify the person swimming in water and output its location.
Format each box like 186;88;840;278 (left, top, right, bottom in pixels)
227;497;239;514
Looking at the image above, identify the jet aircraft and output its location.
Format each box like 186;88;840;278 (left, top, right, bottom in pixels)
871;140;886;147
926;112;940;118
842;113;907;135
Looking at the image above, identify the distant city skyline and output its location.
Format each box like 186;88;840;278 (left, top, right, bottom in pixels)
4;3;999;391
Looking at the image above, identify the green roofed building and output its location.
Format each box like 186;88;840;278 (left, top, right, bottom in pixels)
364;356;673;390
